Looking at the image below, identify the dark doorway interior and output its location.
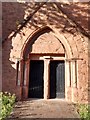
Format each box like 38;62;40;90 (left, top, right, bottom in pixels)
28;60;44;98
50;61;65;98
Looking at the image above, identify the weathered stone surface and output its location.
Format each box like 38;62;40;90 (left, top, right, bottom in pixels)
2;2;90;103
7;99;80;119
31;32;65;54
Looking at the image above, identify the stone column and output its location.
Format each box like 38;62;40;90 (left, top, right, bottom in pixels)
71;60;78;102
20;59;24;100
65;60;71;87
65;60;72;101
44;59;50;99
23;60;30;99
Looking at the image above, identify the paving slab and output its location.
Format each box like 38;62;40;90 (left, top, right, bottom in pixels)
7;99;80;119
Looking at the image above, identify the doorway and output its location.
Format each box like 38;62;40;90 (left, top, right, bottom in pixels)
28;60;44;98
50;61;65;98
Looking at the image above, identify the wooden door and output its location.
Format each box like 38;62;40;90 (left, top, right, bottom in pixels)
50;61;65;98
28;60;44;98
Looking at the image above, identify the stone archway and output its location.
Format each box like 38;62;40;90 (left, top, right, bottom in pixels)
20;26;73;59
19;26;77;101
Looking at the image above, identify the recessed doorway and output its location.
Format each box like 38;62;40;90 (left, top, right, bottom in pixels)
50;61;65;98
28;60;44;98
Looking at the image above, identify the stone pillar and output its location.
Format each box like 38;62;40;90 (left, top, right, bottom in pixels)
71;60;78;102
72;61;77;87
65;60;72;102
20;59;24;100
65;61;71;87
44;59;50;99
23;60;30;99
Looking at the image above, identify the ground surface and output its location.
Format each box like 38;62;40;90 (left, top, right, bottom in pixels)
7;99;80;119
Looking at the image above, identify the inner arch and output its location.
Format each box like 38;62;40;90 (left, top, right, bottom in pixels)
21;26;73;59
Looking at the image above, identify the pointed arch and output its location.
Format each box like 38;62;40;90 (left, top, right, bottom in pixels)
20;25;73;59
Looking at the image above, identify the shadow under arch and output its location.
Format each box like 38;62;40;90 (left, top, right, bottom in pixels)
20;25;73;60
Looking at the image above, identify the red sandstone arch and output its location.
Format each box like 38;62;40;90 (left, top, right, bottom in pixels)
19;25;78;100
20;26;73;59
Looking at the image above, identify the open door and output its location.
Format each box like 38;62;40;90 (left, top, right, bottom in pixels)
50;61;65;98
28;60;44;98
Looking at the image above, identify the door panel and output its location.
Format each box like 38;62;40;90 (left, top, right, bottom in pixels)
28;60;44;98
50;62;56;98
56;62;65;98
50;61;65;98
